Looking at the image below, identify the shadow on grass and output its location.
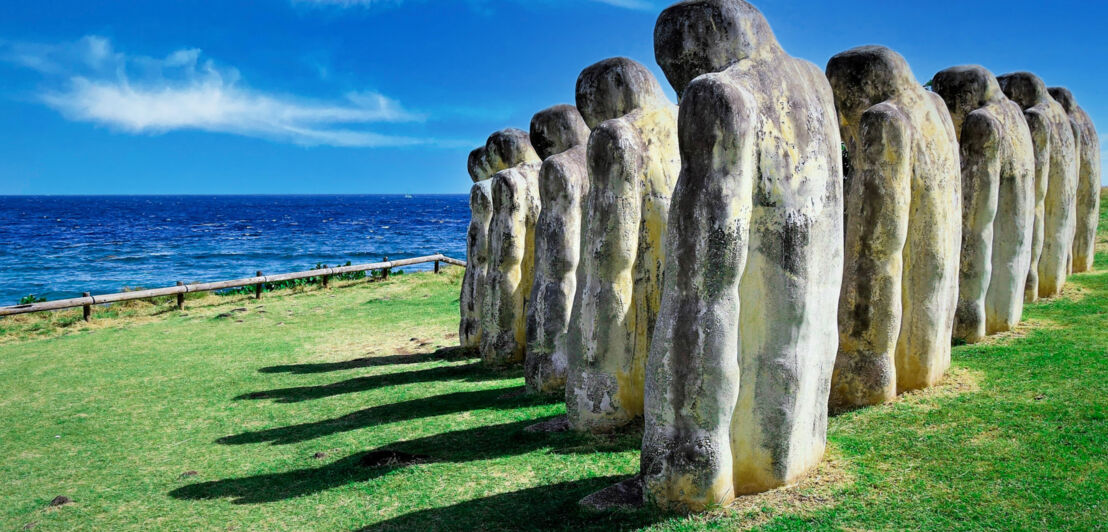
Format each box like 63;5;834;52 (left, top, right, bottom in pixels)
237;362;509;403
174;418;640;505
217;386;559;446
357;476;659;531
258;346;477;374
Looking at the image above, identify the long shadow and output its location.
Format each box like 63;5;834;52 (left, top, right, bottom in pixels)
359;476;659;531
169;450;394;505
174;418;640;505
237;362;509;403
217;386;559;446
258;346;477;374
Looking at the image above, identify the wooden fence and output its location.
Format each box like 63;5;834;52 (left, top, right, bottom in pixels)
0;254;465;319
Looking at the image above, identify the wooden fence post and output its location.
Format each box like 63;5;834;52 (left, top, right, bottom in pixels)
0;255;464;319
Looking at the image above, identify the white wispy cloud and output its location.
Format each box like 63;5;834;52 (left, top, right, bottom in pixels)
0;36;447;148
590;0;654;9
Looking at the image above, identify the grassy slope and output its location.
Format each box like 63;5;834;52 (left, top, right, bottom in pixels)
0;193;1104;531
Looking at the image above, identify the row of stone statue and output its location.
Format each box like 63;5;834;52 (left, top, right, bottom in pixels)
457;0;1100;513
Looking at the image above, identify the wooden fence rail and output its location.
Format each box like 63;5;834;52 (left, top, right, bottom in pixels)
0;254;466;318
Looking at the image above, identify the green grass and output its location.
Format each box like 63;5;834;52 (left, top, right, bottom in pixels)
1;193;1106;531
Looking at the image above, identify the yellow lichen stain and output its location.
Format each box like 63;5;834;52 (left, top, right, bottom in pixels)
730;362;776;495
602;103;677;423
614;365;645;420
731;451;779;496
655;472;737;513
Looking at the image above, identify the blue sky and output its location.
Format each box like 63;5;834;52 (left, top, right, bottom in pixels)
0;0;1104;195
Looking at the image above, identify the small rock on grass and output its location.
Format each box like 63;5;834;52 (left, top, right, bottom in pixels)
578;476;643;512
48;496;72;507
358;450;431;468
524;415;570;433
312;452;328;460
179;471;198;479
497;387;527;400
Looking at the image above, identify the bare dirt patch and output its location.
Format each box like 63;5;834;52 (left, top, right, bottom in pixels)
900;366;982;403
358;450;431;468
674;453;853;530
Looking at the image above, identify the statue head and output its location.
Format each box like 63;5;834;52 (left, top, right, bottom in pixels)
997;72;1049;110
575;57;669;129
931;65;1004;137
468;147;490;182
468;128;539;182
1047;86;1076;114
530;104;591;160
826;45;919;123
654;0;782;97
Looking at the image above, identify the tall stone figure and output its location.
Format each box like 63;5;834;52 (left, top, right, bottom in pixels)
826;46;961;409
564;57;680;433
638;0;844;510
998;72;1077;300
525;105;591;394
460;180;493;348
932;66;1036;343
1048;87;1100;274
475;130;544;365
460;129;541;348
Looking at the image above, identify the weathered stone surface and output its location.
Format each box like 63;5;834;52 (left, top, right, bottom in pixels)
459;179;493;348
525;106;591;394
932;65;1036;342
529;104;591;161
638;0;844;511
461;129;542;352
565;57;679;433
827;46;961;407
999;73;1078;299
1049;87;1101;274
467;128;540;182
481;161;542;365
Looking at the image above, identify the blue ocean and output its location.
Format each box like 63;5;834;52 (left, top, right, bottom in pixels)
0;195;470;305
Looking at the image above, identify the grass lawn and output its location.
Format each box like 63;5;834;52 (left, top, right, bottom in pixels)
1;192;1106;531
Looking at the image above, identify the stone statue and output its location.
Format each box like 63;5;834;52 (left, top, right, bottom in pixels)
826;46;961;408
932;66;1036;343
525;105;591;394
1048;87;1100;274
529;104;590;160
564;57;680;433
466;128;540;182
461;129;542;349
459;179;493;348
637;0;844;510
462;129;542;365
998;72;1078;300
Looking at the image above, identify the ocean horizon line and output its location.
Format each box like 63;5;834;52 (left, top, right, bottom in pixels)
0;193;470;198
